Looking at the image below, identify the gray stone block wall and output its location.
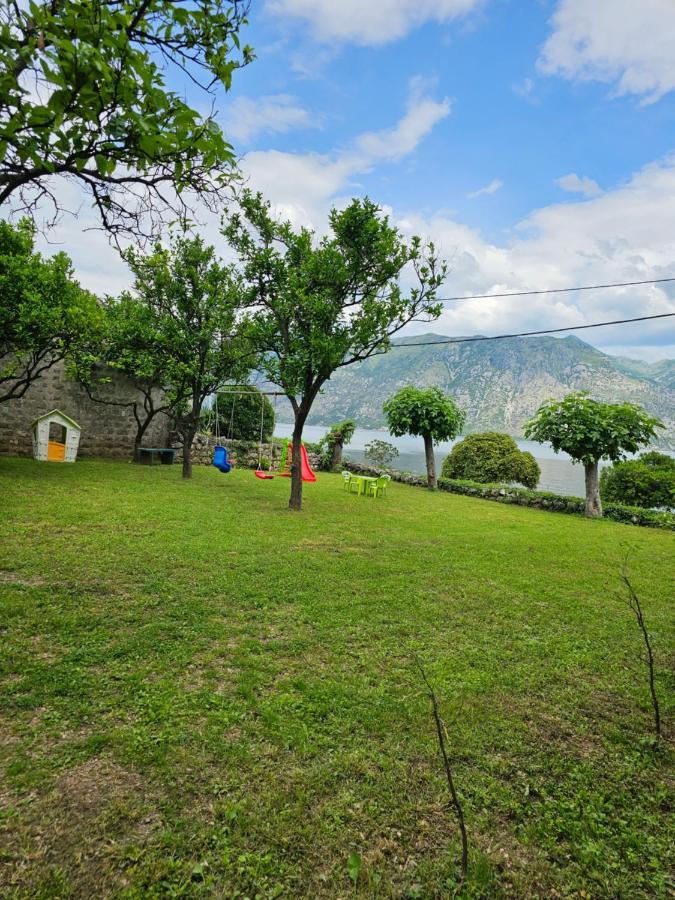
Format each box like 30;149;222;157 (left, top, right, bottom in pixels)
0;359;170;459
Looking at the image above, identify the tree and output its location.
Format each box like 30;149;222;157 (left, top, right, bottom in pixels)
525;392;663;518
441;432;540;488
383;387;465;489
210;385;276;443
222;192;446;510
75;293;191;460
364;439;399;468
125;232;251;478
318;420;356;471
0;218;102;403
0;0;252;241
600;452;675;509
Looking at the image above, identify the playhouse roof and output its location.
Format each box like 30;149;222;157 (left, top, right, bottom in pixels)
31;409;81;430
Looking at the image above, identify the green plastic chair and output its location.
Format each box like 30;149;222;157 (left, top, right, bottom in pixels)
366;474;391;498
341;471;351;492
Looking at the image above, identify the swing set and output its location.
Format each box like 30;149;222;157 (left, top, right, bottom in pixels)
210;389;317;482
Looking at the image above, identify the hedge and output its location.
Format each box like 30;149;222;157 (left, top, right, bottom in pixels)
343;460;675;530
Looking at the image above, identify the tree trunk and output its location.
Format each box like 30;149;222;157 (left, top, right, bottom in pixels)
182;426;195;479
329;439;344;472
133;416;152;463
289;412;306;511
423;432;437;489
584;460;602;517
182;399;201;480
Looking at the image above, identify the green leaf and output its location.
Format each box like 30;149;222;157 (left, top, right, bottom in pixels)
347;851;362;884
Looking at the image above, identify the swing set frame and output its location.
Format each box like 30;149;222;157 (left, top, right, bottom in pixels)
211;388;284;480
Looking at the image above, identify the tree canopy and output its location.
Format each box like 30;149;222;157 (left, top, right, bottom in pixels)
223;191;446;508
524;393;663;465
0;218;102;403
384;386;465;442
364;439;399;468
384;386;465;489
76;292;191;459
0;0;252;240
124;232;252;477
441;432;540;488
525;392;663;517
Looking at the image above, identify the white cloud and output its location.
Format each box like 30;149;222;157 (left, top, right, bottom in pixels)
467;179;503;198
512;77;536;102
396;157;675;357
242;79;451;229
539;0;675;104
6;91;675;361
266;0;485;45
555;173;602;198
222;94;316;143
355;79;451;162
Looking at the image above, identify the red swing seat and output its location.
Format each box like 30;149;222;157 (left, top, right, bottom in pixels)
255;469;274;480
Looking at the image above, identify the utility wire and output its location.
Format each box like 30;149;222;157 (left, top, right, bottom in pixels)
391;312;675;348
436;276;675;303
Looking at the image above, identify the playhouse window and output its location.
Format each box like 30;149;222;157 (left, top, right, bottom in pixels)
49;422;67;444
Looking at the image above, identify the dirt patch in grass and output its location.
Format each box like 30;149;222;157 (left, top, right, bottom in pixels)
0;756;159;896
0;570;46;587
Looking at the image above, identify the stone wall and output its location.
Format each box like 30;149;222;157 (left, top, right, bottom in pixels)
0;359;170;459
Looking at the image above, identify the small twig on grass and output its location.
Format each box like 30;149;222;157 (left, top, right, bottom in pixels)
414;655;468;882
617;555;662;741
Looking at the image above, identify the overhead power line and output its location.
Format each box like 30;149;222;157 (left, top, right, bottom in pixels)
392;312;675;349
437;276;675;304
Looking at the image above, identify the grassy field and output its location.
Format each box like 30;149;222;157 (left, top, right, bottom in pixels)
0;458;673;898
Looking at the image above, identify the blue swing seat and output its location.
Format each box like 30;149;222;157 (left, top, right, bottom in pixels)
212;444;232;473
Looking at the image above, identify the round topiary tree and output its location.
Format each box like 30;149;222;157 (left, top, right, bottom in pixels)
600;451;675;509
383;386;465;489
525;392;663;518
212;386;275;442
441;432;540;488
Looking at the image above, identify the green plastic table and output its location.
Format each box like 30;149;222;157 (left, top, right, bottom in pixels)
349;474;378;496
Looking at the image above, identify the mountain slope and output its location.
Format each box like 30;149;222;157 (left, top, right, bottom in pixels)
612;356;675;390
300;334;675;448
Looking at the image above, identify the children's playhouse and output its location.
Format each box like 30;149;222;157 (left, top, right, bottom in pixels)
32;410;81;463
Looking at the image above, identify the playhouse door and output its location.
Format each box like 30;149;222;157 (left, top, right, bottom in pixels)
47;423;67;461
47;441;66;461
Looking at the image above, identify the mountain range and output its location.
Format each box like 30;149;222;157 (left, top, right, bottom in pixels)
282;334;675;448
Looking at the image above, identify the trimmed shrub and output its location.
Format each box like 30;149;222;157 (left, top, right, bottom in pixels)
442;432;541;488
600;452;675;508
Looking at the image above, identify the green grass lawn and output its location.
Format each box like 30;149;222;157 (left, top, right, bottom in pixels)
0;458;673;898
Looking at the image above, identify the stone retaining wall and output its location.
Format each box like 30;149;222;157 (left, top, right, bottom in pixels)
172;433;322;472
343;459;675;530
0;359;169;459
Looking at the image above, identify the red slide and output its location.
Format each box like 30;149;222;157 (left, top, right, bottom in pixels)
279;441;317;482
299;444;317;482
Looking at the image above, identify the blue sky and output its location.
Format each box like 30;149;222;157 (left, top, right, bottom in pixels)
33;0;675;361
232;1;675;238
